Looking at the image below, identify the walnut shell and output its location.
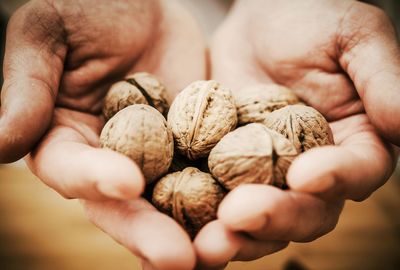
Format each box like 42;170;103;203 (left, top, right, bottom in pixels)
152;167;226;238
208;123;297;190
167;80;237;160
263;105;334;153
235;83;299;125
100;104;173;184
103;72;169;120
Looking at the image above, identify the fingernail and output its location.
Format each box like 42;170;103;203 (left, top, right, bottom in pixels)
297;174;336;193
229;214;269;232
97;182;128;200
141;259;157;270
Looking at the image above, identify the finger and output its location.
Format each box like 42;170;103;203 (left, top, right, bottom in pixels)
0;1;66;162
194;220;240;268
194;220;288;268
288;115;398;201
217;185;344;243
142;259;160;270
26;110;144;200
339;3;400;145
83;199;196;270
233;238;288;262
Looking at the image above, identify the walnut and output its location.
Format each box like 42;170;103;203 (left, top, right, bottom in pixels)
208;123;297;190
263;105;334;153
152;167;226;238
103;72;169;120
167;80;237;160
100;104;173;184
235;83;299;125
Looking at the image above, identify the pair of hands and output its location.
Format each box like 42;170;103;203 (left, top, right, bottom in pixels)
1;0;399;269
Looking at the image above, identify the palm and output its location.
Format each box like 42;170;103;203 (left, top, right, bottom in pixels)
211;0;397;197
18;0;205;195
194;0;399;266
49;0;174;164
53;0;202;113
34;0;170;172
2;1;206;268
240;2;390;199
1;0;204;162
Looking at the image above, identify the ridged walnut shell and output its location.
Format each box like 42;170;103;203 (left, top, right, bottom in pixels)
208;123;298;190
100;104;173;183
167;80;237;160
235;83;299;125
103;72;169;120
263;105;334;153
152;167;226;238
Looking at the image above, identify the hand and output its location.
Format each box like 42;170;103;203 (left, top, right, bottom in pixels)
1;0;205;269
195;0;400;267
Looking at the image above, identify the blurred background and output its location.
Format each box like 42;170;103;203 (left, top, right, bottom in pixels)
0;0;399;269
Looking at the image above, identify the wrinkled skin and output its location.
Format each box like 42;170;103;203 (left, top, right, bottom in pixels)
1;0;205;269
1;0;400;270
194;0;400;268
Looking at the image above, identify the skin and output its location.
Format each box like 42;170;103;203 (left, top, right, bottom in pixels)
1;0;400;270
194;0;400;268
1;0;205;269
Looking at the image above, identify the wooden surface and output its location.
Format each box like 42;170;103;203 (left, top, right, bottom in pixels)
0;164;399;270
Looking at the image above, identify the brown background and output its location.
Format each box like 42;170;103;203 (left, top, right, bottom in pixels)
1;165;399;270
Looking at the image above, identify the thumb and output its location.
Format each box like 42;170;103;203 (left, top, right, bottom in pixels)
339;3;400;145
0;1;66;162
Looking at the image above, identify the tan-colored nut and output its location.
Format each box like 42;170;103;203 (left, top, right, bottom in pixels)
103;72;169;120
152;167;226;238
100;104;173;184
167;80;237;160
263;105;334;153
235;83;299;125
208;123;297;190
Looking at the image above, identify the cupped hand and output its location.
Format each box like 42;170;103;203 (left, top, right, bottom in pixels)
1;0;205;269
195;0;400;268
2;0;205;199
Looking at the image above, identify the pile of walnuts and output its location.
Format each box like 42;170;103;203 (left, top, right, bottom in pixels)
100;72;334;238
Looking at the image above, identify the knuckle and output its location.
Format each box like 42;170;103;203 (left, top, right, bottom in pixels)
361;5;394;34
366;5;391;26
0;131;29;162
8;0;65;45
338;2;395;54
